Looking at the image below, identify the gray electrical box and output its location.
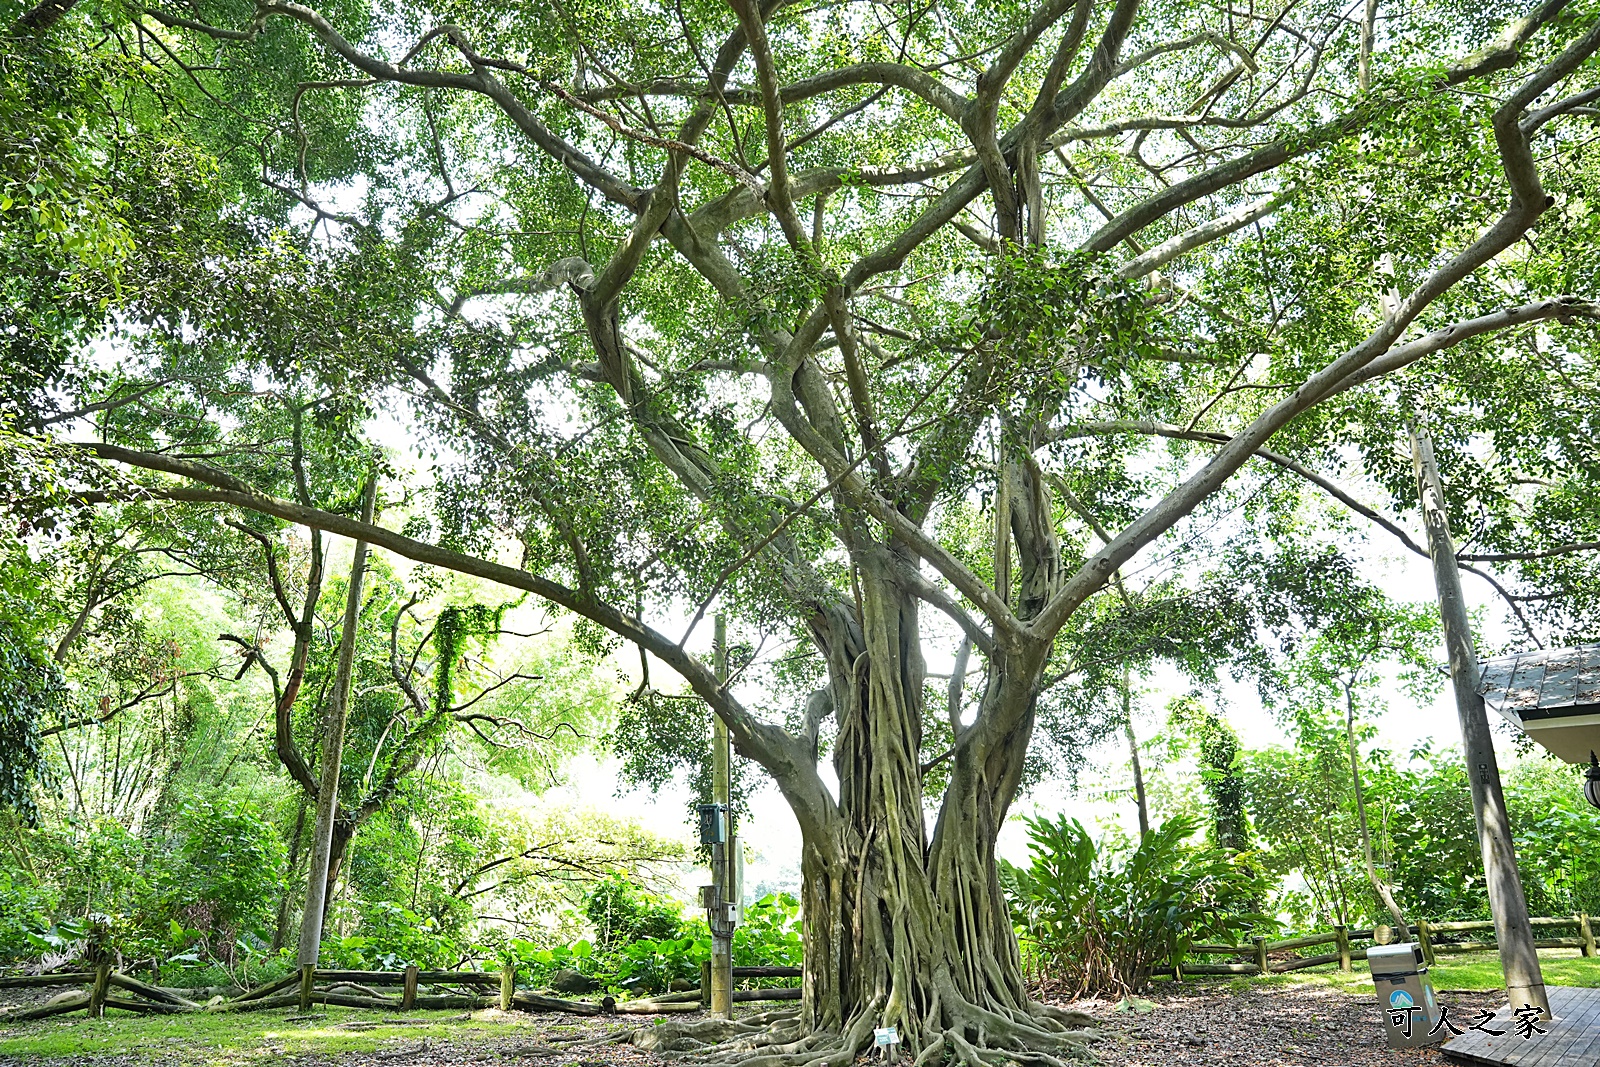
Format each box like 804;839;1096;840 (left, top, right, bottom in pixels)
698;803;727;845
1368;942;1444;1048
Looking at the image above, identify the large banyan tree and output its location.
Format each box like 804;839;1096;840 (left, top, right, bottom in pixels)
13;0;1600;1058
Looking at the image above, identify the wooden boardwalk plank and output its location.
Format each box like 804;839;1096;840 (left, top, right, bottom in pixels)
1505;988;1591;1067
1541;992;1600;1067
1442;987;1600;1067
1528;988;1600;1066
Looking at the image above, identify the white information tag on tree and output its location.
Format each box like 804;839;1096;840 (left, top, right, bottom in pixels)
874;1027;900;1047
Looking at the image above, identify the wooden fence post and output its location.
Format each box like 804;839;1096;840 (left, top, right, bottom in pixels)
1581;914;1596;958
298;963;316;1013
701;959;713;1009
402;964;419;1010
1417;919;1436;966
1335;926;1351;972
1253;936;1268;975
88;964;111;1019
500;961;515;1011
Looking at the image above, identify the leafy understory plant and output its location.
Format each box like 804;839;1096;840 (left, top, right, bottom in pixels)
1002;814;1270;996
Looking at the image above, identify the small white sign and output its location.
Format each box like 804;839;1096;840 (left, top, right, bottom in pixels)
874;1027;900;1047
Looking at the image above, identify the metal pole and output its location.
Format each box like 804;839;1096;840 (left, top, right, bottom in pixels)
710;615;734;1018
1408;429;1548;1016
296;476;376;1009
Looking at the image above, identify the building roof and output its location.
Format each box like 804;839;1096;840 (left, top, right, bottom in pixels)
1478;645;1600;722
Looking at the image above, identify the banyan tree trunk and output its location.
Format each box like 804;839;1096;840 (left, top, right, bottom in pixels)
781;556;1085;1062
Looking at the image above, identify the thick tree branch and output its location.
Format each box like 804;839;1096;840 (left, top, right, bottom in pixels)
73;443;840;839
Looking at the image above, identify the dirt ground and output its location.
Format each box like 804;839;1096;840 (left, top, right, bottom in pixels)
1077;984;1505;1066
0;985;1513;1065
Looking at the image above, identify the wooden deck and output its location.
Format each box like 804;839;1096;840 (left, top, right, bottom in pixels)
1442;986;1600;1066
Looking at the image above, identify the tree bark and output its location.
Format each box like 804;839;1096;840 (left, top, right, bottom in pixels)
784;549;1078;1057
297;476;375;970
1123;669;1149;839
1408;428;1547;1016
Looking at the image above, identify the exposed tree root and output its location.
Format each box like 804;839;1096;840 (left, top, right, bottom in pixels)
625;996;1097;1067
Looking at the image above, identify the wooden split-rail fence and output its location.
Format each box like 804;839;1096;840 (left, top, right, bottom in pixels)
0;962;802;1022
1153;914;1598;979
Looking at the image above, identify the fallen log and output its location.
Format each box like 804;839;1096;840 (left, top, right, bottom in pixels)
411;994;490;1009
233;972;303;1003
1;992;91;1020
109;972;201;1008
610;999;701;1014
732;987;802;1002
512;991;603;1015
0;973;93;990
213;993;301;1013
103;995;193;1015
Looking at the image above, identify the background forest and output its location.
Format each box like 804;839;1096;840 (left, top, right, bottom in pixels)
4;505;1598;995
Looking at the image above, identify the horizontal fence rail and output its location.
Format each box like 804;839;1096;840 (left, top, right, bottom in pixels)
0;960;804;1021
1150;913;1596;979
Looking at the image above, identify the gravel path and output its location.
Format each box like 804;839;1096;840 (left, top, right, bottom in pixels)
1075;984;1505;1066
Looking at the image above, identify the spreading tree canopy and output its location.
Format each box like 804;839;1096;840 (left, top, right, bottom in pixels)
8;0;1600;1057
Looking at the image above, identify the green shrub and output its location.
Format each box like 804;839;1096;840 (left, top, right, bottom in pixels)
1001;814;1271;995
349;899;461;969
508;889;805;997
166;796;285;953
0;870;61;962
582;872;682;950
732;892;803;971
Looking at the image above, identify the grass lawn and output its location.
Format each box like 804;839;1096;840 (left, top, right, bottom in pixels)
1153;946;1600;995
3;952;1597;1064
0;1005;595;1063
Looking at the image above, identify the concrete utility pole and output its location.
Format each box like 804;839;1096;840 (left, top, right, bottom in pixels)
709;615;736;1018
1409;429;1549;1017
297;476;376;1011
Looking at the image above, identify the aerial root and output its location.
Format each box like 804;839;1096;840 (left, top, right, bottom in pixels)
625;991;1094;1067
630;1013;775;1054
940;994;1096;1058
1027;1002;1095;1031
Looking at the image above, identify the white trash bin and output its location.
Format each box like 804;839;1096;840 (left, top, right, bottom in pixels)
1368;942;1444;1048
